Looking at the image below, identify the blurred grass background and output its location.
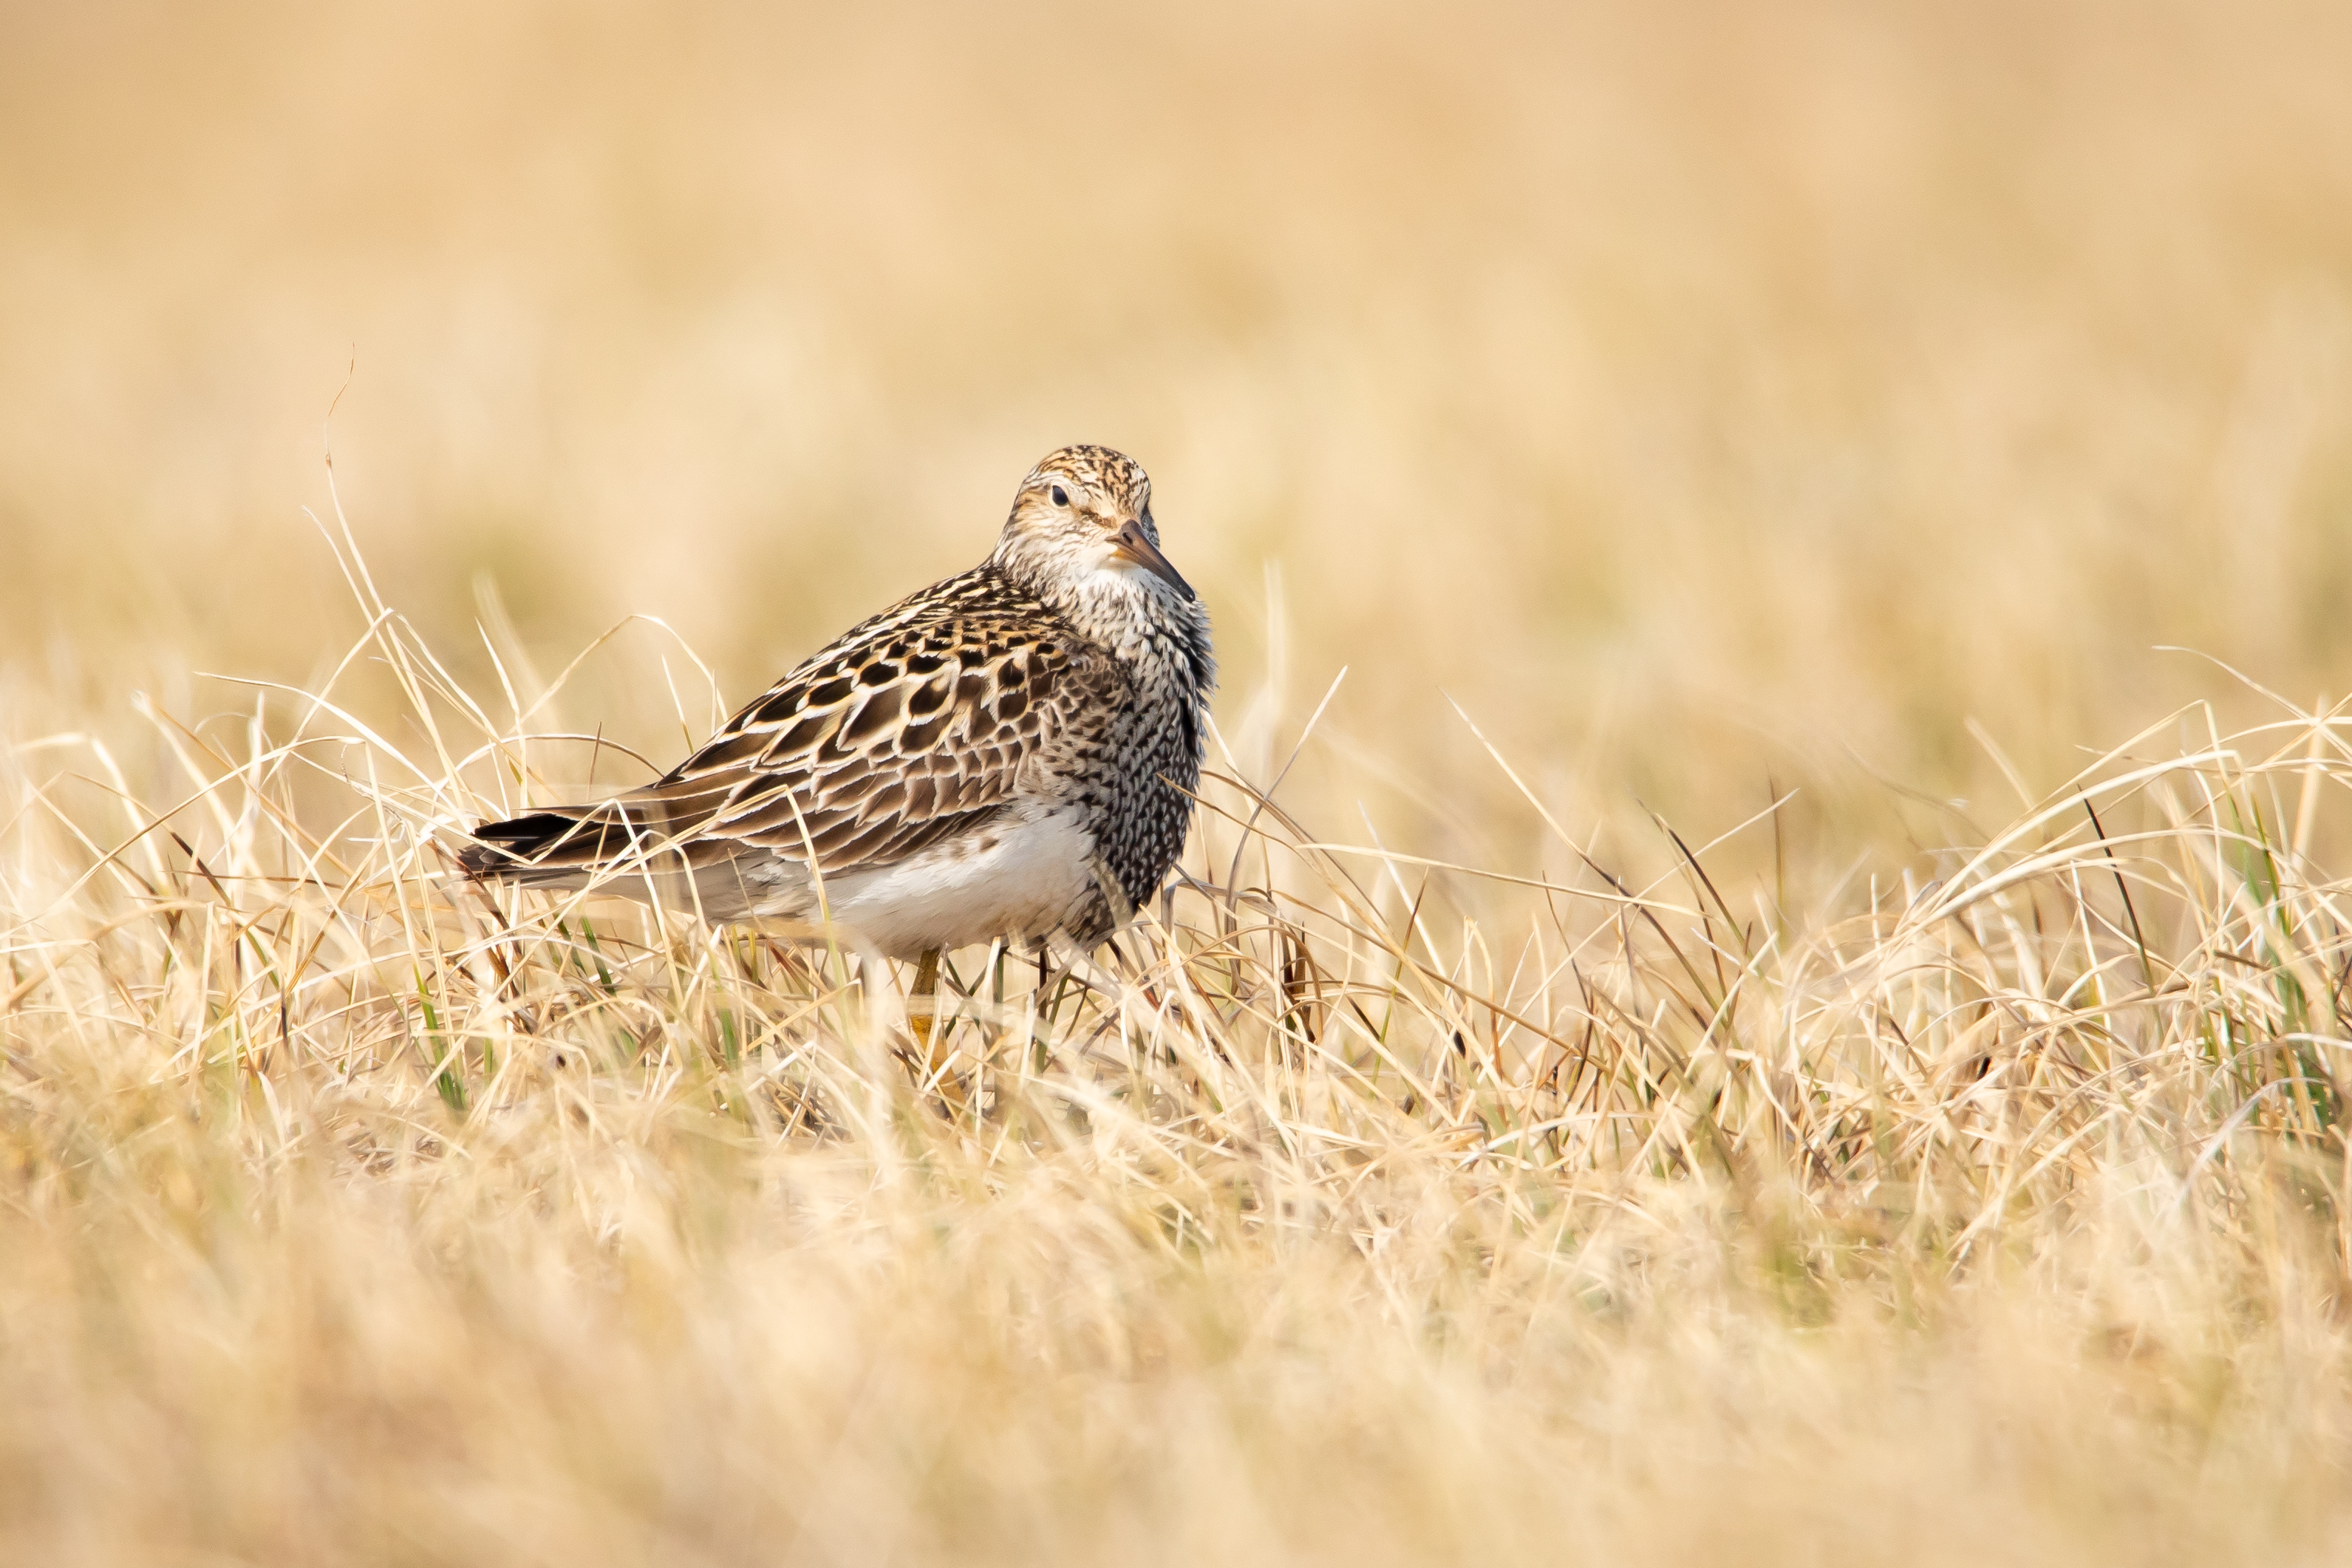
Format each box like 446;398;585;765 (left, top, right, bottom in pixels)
12;7;2352;1562
7;0;2350;884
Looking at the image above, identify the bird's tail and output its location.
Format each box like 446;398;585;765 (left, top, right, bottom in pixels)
457;786;781;921
456;804;647;891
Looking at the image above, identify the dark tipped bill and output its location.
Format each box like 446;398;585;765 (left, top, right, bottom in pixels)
1111;520;1195;601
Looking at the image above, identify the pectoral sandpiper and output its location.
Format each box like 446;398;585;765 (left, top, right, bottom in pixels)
457;445;1216;1051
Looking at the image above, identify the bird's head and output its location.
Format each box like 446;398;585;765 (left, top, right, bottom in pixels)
993;445;1195;607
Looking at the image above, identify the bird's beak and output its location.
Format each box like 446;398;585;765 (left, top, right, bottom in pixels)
1111;519;1195;601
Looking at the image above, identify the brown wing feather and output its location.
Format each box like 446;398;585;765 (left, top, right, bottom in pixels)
604;567;1119;877
460;566;1122;892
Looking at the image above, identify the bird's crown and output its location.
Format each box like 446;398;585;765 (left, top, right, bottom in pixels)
1015;444;1152;524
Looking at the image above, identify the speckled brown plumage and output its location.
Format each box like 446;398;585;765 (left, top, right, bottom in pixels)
458;446;1214;959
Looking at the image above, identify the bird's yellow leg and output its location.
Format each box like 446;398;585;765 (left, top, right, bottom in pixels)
910;947;944;1073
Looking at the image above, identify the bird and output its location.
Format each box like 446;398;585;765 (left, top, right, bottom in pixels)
457;444;1215;1056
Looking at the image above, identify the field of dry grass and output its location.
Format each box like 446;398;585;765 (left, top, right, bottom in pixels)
7;1;2352;1562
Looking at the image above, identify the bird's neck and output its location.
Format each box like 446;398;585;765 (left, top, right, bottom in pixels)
993;557;1212;693
1059;576;1182;659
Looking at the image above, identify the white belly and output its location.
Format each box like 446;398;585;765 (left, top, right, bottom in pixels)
814;805;1100;958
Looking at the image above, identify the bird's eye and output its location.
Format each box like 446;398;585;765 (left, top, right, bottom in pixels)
1050;485;1070;508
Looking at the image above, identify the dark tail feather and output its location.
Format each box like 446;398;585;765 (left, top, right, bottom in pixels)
459;797;788;922
458;805;652;886
459;783;744;888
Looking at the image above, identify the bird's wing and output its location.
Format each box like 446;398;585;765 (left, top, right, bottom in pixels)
587;569;1119;877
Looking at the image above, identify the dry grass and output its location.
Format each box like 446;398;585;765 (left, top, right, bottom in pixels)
8;507;2352;1562
9;0;2352;1561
